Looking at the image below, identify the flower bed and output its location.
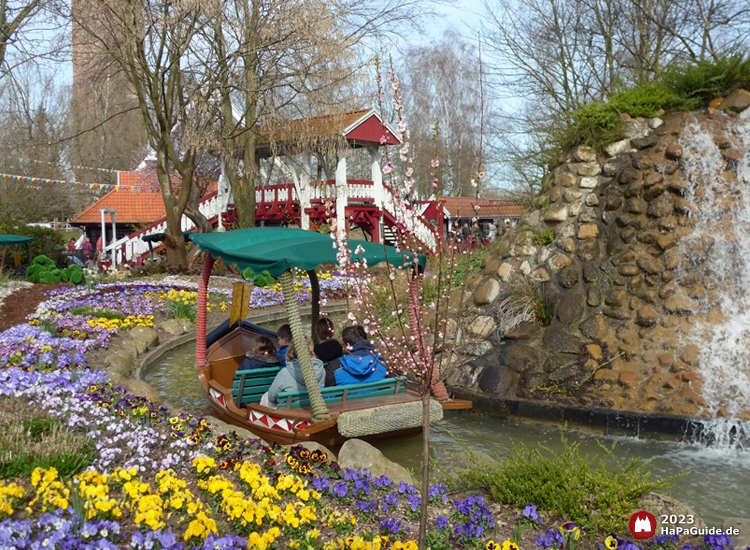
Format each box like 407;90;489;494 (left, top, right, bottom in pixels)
0;274;347;371
0;277;731;550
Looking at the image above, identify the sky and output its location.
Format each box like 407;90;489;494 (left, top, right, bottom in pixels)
406;0;487;49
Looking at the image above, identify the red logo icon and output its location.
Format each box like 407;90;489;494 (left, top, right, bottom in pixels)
628;510;657;539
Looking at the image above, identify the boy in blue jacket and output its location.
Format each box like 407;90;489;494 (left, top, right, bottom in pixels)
325;326;387;387
276;324;292;365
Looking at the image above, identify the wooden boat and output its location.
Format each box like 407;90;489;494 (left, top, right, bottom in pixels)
196;319;435;446
191;227;467;447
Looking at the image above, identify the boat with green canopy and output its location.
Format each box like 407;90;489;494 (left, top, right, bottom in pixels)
191;227;444;446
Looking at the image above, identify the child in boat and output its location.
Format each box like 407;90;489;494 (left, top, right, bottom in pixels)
261;338;326;408
239;336;282;370
313;317;343;363
276;324;292;365
325;325;387;387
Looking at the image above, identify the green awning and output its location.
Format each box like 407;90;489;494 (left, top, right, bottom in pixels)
0;234;33;245
141;231;193;243
190;227;426;277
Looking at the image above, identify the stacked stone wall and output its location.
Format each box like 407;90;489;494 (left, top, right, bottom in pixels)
449;89;750;419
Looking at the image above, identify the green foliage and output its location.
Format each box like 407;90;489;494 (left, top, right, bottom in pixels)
552;55;750;157
62;264;85;285
0;220;67;267
0;399;96;479
26;255;85;285
557;83;678;154
531;229;555;246
609;83;679;117
534;290;554;326
242;266;277;287
70;306;127;320
661;52;750;110
167;295;197;324
506;278;554;327
425;529;452;550
452;437;686;533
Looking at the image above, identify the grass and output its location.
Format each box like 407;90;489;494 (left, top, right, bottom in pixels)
531;228;555;246
0;396;97;479
502;277;554;327
449;436;687;533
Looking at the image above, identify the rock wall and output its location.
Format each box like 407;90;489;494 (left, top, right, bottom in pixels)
449;89;750;420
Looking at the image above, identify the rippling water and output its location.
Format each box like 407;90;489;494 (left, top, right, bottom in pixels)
145;342;750;526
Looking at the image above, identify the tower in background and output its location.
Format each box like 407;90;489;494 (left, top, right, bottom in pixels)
71;0;146;182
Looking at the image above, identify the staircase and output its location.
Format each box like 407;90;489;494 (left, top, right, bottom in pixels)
113;180;442;266
381;183;440;254
108;190;223;266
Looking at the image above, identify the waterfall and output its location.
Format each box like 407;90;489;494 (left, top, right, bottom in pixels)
678;109;750;446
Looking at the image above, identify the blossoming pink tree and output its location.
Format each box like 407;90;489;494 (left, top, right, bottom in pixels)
335;58;484;548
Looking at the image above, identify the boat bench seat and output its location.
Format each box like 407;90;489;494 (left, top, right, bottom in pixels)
232;366;283;408
277;377;407;409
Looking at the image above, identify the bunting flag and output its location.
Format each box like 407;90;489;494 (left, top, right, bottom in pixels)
31;160;122;174
0;172;151;192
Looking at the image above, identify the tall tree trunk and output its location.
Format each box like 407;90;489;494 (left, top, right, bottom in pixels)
184;183;213;233
155;148;188;266
234;0;260;229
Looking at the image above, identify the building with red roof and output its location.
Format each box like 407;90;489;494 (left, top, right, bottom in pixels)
70;172;166;244
435;196;526;239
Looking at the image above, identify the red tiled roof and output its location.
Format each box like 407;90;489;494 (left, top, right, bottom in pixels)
439;196;525;218
72;171;220;224
256;109;399;149
72;171;167;224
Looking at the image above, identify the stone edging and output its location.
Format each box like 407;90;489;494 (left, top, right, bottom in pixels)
450;388;708;441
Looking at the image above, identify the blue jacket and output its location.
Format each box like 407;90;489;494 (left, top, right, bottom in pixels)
278;345;288;366
332;340;387;386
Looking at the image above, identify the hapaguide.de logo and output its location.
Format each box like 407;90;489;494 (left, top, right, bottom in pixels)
629;510;657;539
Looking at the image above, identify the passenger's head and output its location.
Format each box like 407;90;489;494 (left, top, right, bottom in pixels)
342;326;365;346
276;324;292;346
285;339;297;361
252;336;276;355
315;317;335;341
355;325;367;341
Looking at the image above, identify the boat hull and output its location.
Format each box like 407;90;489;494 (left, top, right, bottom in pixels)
197;325;428;446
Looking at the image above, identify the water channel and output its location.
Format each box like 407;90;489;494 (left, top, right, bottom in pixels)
144;341;750;526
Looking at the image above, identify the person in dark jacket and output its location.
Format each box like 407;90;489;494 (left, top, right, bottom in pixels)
313;317;343;363
276;324;292;365
325;326;387;387
238;336;282;371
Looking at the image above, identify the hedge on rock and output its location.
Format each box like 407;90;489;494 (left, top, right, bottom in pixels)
25;255;85;285
241;267;277;287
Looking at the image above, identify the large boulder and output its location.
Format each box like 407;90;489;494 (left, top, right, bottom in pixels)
119;379;163;403
337;439;414;486
130;326;159;355
104;349;134;377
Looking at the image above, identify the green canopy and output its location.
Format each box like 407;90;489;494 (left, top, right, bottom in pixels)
190;227;426;277
141;231;193;243
0;234;33;245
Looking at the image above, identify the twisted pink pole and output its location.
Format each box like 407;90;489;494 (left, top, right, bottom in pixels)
195;253;214;367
